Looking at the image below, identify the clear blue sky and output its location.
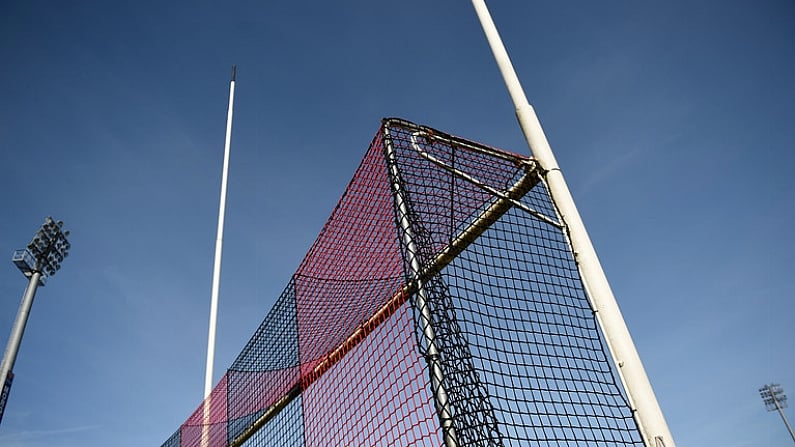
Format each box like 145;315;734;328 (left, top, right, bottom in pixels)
0;1;793;446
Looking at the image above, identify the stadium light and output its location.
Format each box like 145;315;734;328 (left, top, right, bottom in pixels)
760;384;795;443
0;216;71;426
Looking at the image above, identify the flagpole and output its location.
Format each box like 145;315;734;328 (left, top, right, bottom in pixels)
469;2;675;447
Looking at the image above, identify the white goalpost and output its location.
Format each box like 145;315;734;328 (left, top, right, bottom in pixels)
470;2;675;446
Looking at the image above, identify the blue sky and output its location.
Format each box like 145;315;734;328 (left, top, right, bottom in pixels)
0;0;793;446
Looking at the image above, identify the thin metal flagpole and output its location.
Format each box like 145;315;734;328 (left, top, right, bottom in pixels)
202;65;236;446
469;2;675;447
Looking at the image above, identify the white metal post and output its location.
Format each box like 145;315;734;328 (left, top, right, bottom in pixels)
202;65;236;447
470;2;675;447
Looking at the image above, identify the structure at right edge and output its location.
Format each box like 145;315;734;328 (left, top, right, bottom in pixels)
161;118;646;447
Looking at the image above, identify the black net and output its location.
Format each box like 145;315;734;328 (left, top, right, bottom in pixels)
384;119;644;447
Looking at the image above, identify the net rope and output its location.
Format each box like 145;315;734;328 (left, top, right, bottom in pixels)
160;118;644;447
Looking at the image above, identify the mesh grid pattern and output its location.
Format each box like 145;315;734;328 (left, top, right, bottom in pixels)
238;397;304;447
303;301;441;447
447;206;642;446
226;281;300;444
159;118;644;447
385;121;643;447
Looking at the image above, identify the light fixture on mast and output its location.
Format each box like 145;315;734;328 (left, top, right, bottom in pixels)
760;383;795;444
1;216;71;425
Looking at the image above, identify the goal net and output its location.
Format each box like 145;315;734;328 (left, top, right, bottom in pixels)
160;118;644;447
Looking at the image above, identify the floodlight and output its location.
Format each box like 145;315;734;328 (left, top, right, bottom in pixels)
759;384;795;443
1;217;72;425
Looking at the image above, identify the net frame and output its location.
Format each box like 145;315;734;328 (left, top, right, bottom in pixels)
160;118;645;447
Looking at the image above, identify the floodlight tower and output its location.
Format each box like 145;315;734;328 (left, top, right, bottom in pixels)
0;217;71;425
760;384;795;443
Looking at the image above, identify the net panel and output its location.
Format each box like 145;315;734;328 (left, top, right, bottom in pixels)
385;120;644;447
226;280;300;444
238;397;304;447
159;118;644;447
180;374;229;446
302;298;441;447
294;127;404;378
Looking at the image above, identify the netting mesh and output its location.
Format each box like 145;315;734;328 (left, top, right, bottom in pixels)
160;118;644;447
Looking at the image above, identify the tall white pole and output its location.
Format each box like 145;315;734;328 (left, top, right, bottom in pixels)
205;65;236;399
470;2;675;447
201;66;236;447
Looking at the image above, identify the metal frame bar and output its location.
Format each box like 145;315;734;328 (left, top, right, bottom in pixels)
384;124;460;447
409;132;560;228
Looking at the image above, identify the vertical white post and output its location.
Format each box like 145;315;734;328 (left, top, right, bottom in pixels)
203;65;236;447
470;2;675;447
